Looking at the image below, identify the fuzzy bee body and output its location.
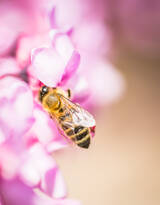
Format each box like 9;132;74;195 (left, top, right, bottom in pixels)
39;86;96;149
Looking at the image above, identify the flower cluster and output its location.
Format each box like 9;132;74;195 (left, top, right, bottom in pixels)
0;0;124;204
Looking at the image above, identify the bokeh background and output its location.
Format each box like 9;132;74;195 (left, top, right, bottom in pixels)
54;1;160;204
55;48;160;205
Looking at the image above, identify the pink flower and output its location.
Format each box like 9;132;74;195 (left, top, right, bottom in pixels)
30;0;124;109
31;34;80;87
25;104;67;153
16;33;50;68
0;178;80;205
31;32;124;109
0;76;34;141
0;141;80;205
0;0;125;204
0;70;78;203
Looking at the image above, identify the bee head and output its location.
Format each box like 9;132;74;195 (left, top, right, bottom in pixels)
39;86;49;102
39;86;60;111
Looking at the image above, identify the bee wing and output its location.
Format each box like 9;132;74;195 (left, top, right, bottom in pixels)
60;95;96;128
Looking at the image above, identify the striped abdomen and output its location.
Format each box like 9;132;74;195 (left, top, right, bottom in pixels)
62;124;91;149
57;104;91;149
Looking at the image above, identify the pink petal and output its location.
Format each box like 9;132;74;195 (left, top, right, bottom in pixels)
48;6;56;28
72;21;110;57
50;33;80;85
53;34;74;64
86;61;125;105
49;0;83;30
0;57;20;77
0;26;18;57
0;177;80;205
27;106;56;146
16;34;50;68
0;128;5;144
31;47;66;87
0;177;34;205
20;144;56;186
34;190;81;205
43;167;66;198
0;1;38;56
0;142;67;200
0;76;34;140
20;144;67;198
0;144;19;180
26;105;68;152
62;72;90;103
59;51;80;86
65;59;124;108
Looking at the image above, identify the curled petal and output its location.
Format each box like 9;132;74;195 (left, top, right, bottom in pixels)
31;47;66;87
16;34;50;68
0;76;34;140
50;33;80;85
60;51;80;86
42;166;66;198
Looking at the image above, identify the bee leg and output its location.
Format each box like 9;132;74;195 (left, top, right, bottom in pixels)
67;89;71;99
49;114;53;119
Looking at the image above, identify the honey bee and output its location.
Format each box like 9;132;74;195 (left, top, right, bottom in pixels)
39;86;96;148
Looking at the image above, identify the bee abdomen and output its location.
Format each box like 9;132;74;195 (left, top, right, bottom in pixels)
74;126;90;149
77;136;90;149
61;124;91;148
75;129;89;140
